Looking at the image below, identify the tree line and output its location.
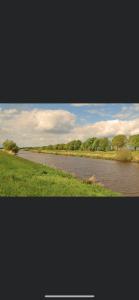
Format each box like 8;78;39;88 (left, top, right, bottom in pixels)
2;134;139;153
39;134;139;152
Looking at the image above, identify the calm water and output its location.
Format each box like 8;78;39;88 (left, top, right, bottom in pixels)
18;150;139;196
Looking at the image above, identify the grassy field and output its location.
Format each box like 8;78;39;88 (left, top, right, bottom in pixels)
28;149;139;162
0;151;120;197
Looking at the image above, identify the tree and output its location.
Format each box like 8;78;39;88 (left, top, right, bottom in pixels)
112;135;127;150
86;138;97;150
57;144;66;150
80;138;96;151
128;134;139;150
80;141;86;151
67;140;82;150
67;141;74;150
98;138;110;151
91;138;100;151
73;140;82;150
3;139;19;154
46;145;54;150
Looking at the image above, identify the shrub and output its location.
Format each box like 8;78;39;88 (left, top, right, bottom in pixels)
115;149;132;162
3;140;19;154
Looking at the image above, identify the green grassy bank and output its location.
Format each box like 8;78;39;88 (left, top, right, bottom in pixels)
0;151;119;197
28;149;139;162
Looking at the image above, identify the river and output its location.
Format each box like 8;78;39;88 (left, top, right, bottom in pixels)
18;150;139;196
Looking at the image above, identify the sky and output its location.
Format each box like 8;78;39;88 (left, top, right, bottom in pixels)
0;102;139;147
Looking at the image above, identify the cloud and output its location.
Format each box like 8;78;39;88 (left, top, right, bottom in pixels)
1;106;139;147
9;109;76;133
71;103;92;107
0;109;76;146
34;110;75;133
71;103;105;107
67;118;139;141
113;113;131;119
113;103;139;120
87;104;139;120
86;109;110;117
0;108;18;117
13;109;73;130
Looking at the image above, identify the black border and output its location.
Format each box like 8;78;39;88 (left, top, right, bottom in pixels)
0;97;139;103
0;99;139;300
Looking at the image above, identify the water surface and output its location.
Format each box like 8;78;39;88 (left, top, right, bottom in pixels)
18;150;139;196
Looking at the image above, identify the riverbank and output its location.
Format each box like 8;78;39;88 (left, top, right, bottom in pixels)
26;149;139;162
0;151;119;197
1;149;16;155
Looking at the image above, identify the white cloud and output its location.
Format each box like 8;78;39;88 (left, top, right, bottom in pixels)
67;118;139;141
8;109;76;133
0;106;139;147
71;103;92;107
113;113;131;119
0;108;18;118
34;110;75;133
113;104;139;120
86;109;110;117
71;103;105;107
0;109;76;146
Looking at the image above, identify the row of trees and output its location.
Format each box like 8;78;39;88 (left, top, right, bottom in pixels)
43;134;139;152
2;134;139;153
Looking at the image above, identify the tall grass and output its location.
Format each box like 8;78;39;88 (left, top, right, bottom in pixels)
115;150;133;162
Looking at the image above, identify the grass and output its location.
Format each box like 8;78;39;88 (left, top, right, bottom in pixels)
28;148;139;162
131;151;139;162
0;151;120;197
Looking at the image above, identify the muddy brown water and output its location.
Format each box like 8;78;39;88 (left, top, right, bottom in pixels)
18;150;139;196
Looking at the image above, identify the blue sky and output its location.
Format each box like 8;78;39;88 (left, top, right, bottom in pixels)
0;103;139;146
1;102;139;123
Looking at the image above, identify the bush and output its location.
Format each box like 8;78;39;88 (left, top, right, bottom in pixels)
3;140;19;154
115;149;132;162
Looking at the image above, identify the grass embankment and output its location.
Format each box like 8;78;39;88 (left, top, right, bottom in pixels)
28;149;139;162
0;151;119;197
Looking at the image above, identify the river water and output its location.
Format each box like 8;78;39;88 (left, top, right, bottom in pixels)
18;150;139;196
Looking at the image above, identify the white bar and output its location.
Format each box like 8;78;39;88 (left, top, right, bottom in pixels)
44;296;95;298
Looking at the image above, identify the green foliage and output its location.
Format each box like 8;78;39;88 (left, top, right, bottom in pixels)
65;140;82;150
115;149;132;162
80;138;96;151
128;134;139;150
55;144;65;150
112;135;127;150
32;135;126;153
80;137;110;151
97;138;110;151
80;142;86;151
3;140;19;154
91;138;100;151
0;152;119;196
24;133;139;154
